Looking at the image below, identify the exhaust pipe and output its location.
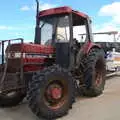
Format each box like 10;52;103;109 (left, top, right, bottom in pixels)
36;0;39;22
34;0;41;44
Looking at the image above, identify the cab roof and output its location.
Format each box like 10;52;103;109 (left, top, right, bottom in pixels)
39;6;89;19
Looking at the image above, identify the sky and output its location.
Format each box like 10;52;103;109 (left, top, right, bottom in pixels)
0;0;120;42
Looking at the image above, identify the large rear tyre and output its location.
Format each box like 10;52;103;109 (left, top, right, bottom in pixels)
82;48;106;97
0;90;25;107
27;65;75;119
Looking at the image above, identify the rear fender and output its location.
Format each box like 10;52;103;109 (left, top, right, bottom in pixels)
76;41;101;69
82;41;101;54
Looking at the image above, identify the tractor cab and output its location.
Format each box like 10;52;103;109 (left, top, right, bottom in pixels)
35;6;93;68
36;6;92;45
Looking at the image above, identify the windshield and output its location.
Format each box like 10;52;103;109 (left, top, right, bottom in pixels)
40;15;70;45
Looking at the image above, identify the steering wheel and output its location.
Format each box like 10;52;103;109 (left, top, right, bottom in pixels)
56;34;65;41
44;34;66;45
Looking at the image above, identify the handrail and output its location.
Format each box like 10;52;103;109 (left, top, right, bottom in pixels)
0;41;10;85
0;38;24;44
0;38;24;86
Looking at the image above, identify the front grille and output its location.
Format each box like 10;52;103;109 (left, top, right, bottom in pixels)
7;59;21;73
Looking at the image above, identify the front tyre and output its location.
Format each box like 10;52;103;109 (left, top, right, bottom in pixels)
27;65;75;119
83;48;106;97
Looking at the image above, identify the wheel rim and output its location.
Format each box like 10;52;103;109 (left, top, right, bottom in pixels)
44;80;68;110
95;72;102;86
95;58;105;87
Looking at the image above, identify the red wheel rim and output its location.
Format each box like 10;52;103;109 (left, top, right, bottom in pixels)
95;72;102;86
95;58;105;87
44;80;68;110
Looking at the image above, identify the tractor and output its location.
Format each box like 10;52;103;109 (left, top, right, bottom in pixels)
0;0;106;119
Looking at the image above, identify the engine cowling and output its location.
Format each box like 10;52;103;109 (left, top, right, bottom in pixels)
5;43;55;72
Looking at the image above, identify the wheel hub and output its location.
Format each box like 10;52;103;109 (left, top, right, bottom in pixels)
95;72;102;86
51;87;62;100
46;84;62;100
95;59;104;87
44;81;67;110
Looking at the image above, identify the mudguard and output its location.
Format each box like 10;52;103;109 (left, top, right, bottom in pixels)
82;41;101;54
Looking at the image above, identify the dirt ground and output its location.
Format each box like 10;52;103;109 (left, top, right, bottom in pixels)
0;76;120;120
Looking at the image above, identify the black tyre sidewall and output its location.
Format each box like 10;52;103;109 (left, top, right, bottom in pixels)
0;91;25;107
83;48;106;96
38;74;72;117
28;65;75;119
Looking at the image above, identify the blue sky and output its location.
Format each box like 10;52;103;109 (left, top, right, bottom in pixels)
0;0;120;42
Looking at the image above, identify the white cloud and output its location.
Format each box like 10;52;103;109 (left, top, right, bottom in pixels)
0;25;15;30
20;5;30;11
99;2;120;24
21;1;57;12
99;2;120;16
32;2;57;11
93;22;119;32
92;22;120;42
113;15;120;24
92;2;120;42
39;3;56;10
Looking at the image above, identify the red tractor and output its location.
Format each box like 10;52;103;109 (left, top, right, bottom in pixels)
0;1;106;119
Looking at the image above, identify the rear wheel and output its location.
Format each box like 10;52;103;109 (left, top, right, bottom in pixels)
27;65;75;119
0;90;25;107
82;48;106;97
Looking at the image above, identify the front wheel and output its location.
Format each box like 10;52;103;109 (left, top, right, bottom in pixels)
27;65;75;119
82;48;106;97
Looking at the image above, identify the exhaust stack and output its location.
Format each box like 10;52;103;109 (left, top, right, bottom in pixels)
34;0;41;44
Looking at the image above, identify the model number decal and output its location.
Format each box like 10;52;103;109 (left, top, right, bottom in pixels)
7;52;50;59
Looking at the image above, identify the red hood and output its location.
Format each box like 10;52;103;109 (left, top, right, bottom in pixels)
6;43;55;54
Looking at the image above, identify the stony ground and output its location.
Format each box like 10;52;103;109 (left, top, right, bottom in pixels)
0;76;120;120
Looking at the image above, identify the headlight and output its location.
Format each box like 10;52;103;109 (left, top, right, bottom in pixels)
7;52;24;58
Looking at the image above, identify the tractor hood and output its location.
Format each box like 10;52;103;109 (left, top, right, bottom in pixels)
6;43;55;54
5;43;55;72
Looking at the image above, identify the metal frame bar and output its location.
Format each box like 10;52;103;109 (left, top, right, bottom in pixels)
0;38;24;91
1;41;4;65
69;12;74;70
